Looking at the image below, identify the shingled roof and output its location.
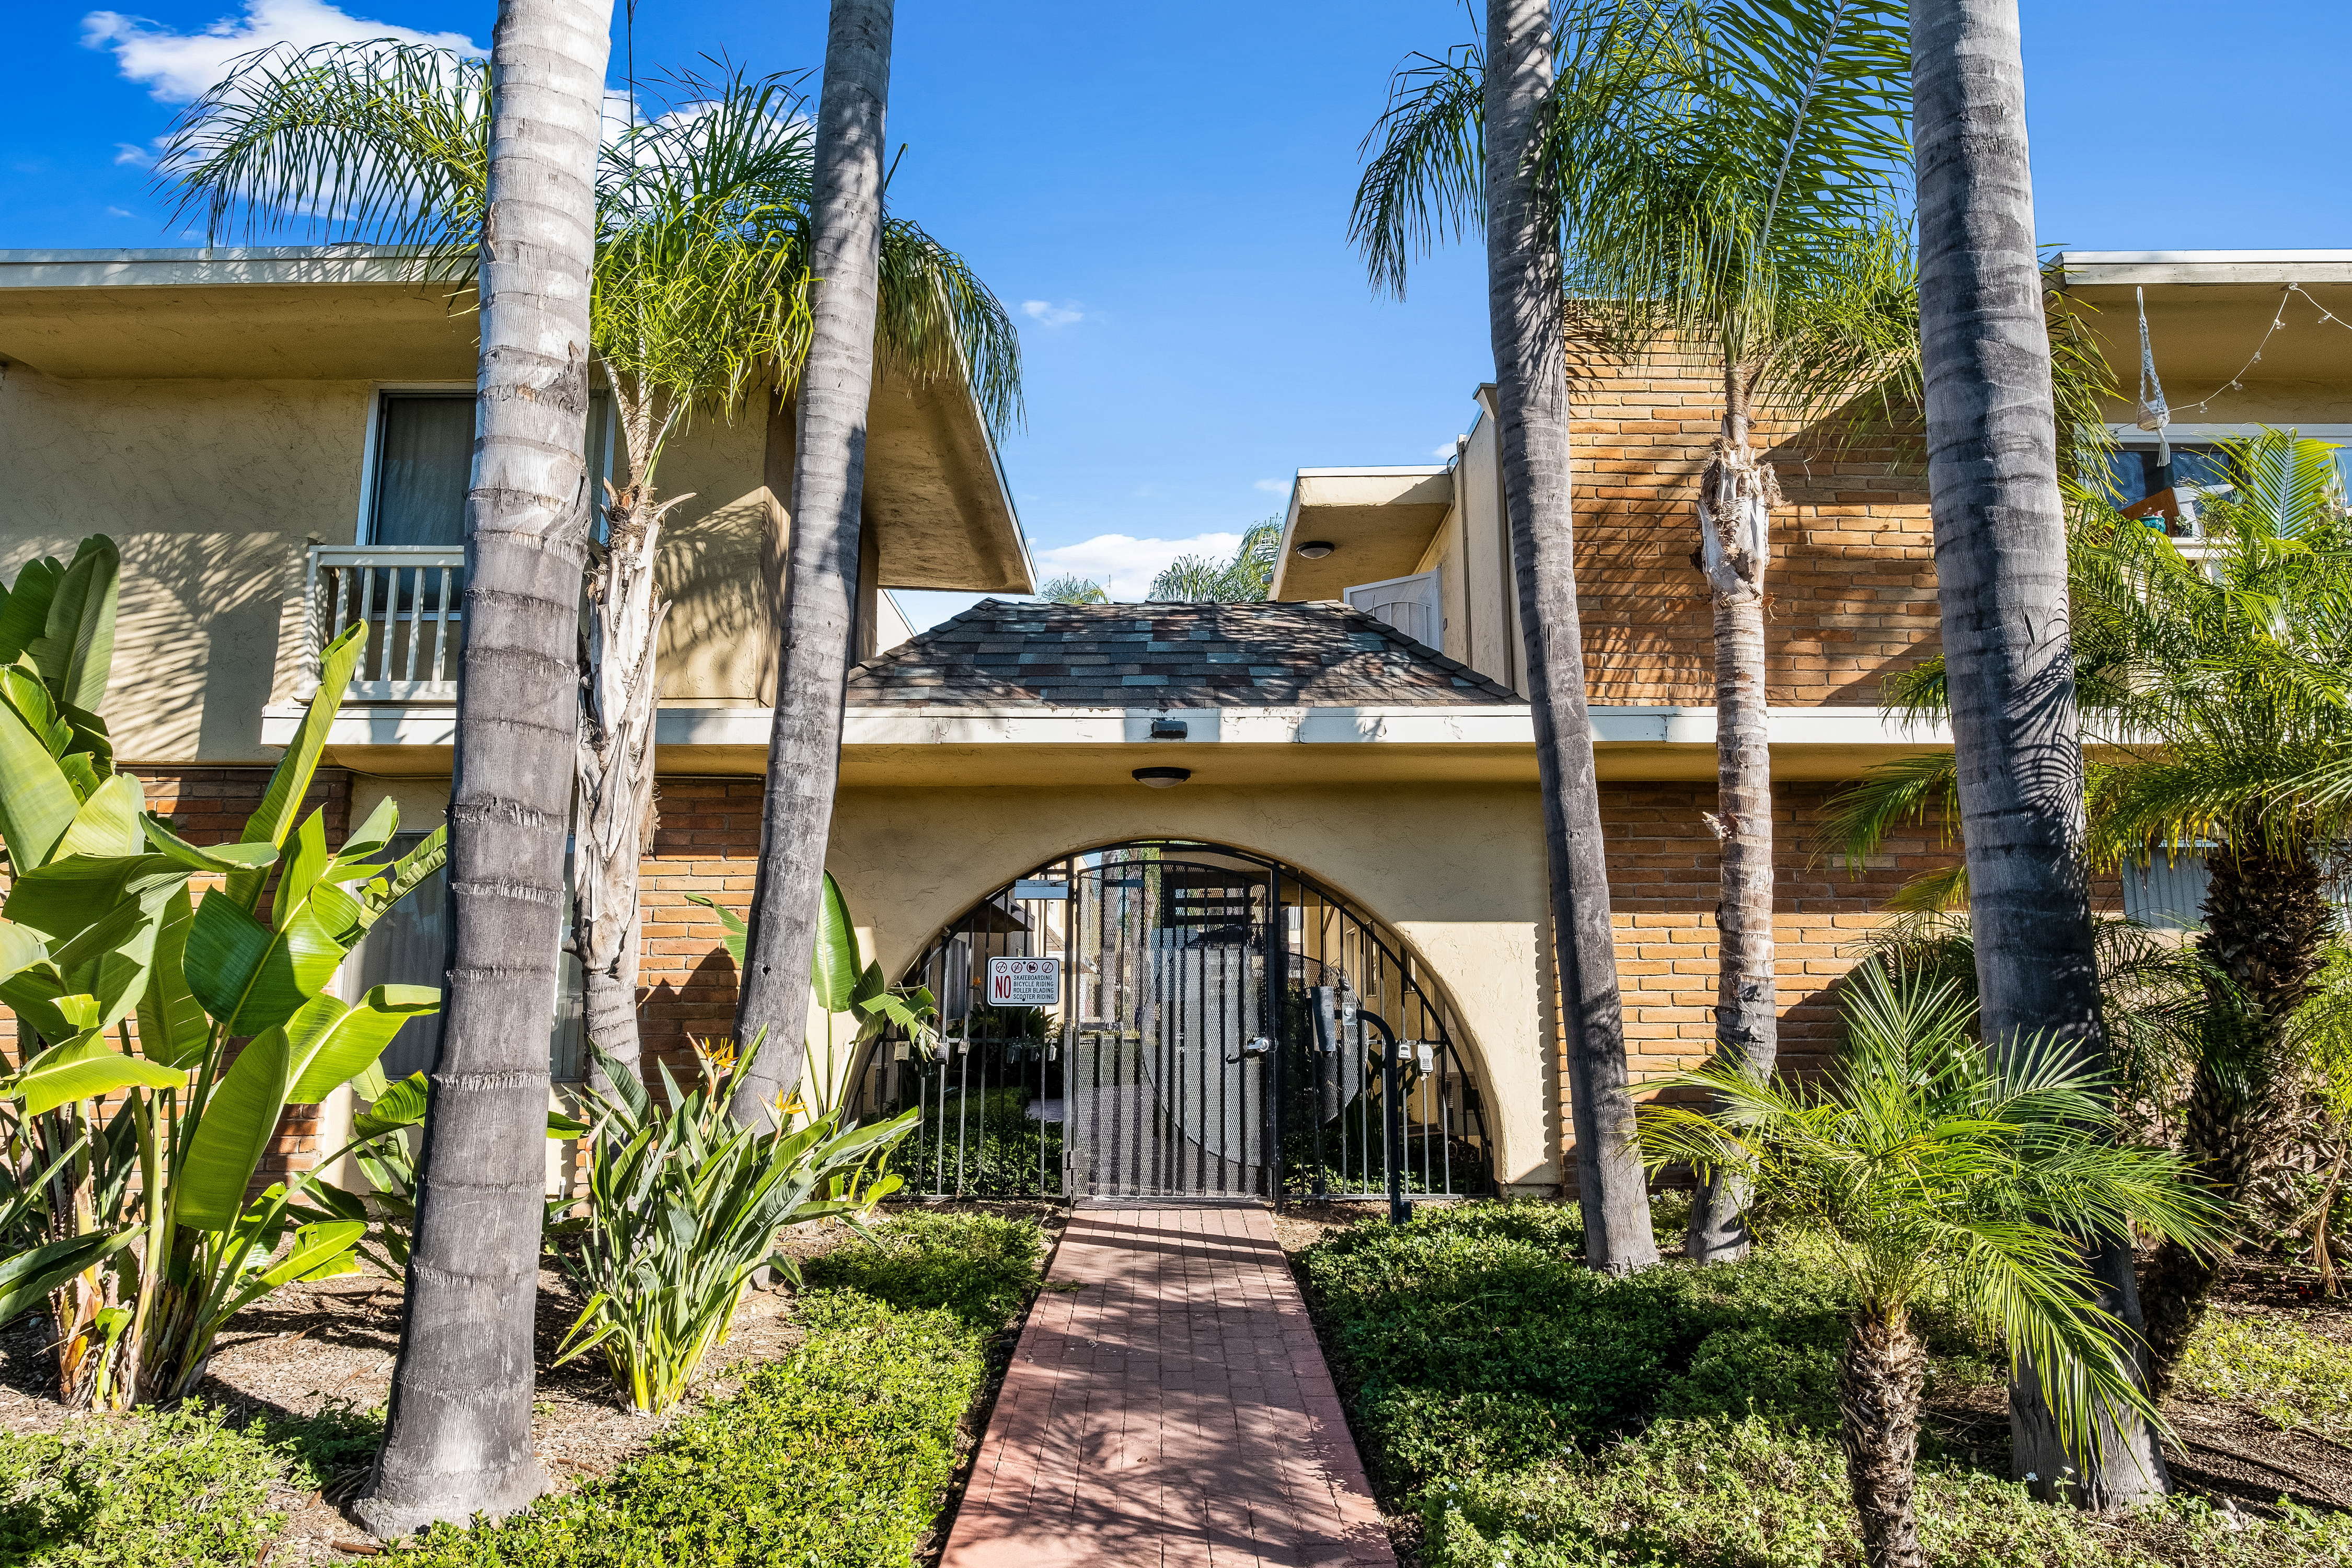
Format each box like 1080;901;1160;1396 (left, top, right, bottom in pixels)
847;599;1521;709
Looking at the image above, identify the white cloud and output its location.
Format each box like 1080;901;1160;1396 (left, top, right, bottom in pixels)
107;205;135;216
112;142;152;166
1252;478;1290;495
83;0;482;105
1035;532;1246;601
1020;299;1083;329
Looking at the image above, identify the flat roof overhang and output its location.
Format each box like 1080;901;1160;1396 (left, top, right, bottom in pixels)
252;701;1952;784
2052;250;2352;398
0;247;1032;595
1270;467;1456;601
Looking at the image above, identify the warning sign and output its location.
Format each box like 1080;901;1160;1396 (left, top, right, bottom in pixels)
986;956;1060;1007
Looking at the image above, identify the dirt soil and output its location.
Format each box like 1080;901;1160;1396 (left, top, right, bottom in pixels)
0;1201;1068;1566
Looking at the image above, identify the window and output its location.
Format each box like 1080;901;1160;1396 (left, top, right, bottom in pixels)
352;831;587;1082
365;391;614;547
2104;444;2233;539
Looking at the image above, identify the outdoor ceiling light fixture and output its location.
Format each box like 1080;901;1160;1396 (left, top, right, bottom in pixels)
1132;767;1192;789
1294;540;1336;559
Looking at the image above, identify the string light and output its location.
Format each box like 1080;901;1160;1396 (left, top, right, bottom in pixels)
2288;282;2352;336
2159;283;2294;420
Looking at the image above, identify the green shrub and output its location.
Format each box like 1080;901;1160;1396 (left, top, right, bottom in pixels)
387;1210;1042;1568
1418;1416;2352;1568
2177;1311;2352;1438
0;1400;378;1567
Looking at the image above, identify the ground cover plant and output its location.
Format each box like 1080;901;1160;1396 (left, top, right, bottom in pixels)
0;1209;1042;1567
1298;1203;2352;1568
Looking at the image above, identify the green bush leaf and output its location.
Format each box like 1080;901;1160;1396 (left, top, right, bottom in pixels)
285;985;440;1104
27;535;119;712
133;887;209;1068
52;773;145;860
0;686;80;872
0;1228;134;1324
185;888;348;1035
354;1070;431;1139
812;872;861;1013
174;1027;293;1229
228;624;363;909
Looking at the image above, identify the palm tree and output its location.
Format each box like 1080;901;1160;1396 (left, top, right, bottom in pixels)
1479;0;1657;1270
1038;575;1109;604
1836;433;2352;1376
359;0;612;1533
731;0;901;1129
168;47;1018;1095
1148;518;1282;602
1907;0;2172;1506
1640;963;2219;1568
1356;0;1915;1263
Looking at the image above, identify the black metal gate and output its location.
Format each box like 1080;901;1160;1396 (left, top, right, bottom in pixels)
844;841;1493;1204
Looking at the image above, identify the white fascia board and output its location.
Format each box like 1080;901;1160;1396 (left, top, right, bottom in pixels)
0;246;449;290
262;701;1953;752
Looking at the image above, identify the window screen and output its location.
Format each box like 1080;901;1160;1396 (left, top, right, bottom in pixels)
368;394;475;547
366;391;614;548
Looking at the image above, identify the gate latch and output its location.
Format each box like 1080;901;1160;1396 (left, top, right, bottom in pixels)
1225;1036;1273;1064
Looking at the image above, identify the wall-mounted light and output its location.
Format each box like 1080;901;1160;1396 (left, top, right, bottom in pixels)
1294;540;1336;560
1132;767;1191;789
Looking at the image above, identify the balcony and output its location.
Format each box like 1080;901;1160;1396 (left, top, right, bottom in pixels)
303;545;464;700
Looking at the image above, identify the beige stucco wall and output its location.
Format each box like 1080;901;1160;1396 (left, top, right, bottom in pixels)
0;370;375;762
0;366;787;761
823;781;1561;1191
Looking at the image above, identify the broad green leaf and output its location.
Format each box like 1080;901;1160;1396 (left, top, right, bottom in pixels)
275;809;329;933
45;888;171;1031
352;826;446;940
0;556;60;667
139;814;280;874
8;1032;184;1116
224;1221;365;1318
175;1027;293;1229
0;1228;135;1324
0;920;47;985
229;624;364;909
0;687;79;871
684;892;746;965
185;887;349;1035
53;773;145;860
850;960;887;1010
134;887;209;1068
340;797;400;863
353;1070;430;1138
547;1110;589;1139
4;852;189;946
28;536;119;712
285;984;439;1103
811;872;860;1013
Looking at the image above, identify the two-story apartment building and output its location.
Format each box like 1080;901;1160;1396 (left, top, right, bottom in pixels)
4;245;2346;1199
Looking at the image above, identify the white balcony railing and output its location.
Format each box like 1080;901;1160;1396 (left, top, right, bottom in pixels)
304;545;465;700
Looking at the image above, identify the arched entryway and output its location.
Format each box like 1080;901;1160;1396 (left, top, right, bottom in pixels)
843;839;1494;1203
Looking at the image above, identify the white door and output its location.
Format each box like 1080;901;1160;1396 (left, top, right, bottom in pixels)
1344;570;1442;647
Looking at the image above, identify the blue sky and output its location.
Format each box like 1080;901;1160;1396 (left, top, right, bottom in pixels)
9;0;2349;628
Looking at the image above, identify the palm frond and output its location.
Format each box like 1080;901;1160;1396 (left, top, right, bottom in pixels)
1351;43;1486;299
1818;751;1959;870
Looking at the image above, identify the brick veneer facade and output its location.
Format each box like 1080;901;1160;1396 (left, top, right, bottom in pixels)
1567;336;1938;706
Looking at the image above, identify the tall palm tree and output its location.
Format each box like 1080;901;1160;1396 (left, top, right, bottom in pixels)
1904;0;2166;1505
1356;0;1916;1263
731;0;900;1128
1481;0;1658;1270
1640;963;2219;1568
1831;432;2352;1381
356;0;612;1533
168;47;1018;1094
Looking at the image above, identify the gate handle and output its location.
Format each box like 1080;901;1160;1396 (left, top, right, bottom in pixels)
1224;1036;1273;1064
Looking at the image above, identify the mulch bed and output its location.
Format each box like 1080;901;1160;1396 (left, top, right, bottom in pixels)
0;1200;1069;1566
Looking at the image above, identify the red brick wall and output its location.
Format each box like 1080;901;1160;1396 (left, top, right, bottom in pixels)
635;777;766;1077
1567;335;1939;707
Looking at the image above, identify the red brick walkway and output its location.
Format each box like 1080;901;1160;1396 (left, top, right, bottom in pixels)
940;1204;1398;1567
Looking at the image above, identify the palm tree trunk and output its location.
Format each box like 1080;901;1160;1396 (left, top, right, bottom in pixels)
577;485;672;1091
1910;0;2167;1506
2142;836;2330;1387
1839;1307;1927;1568
355;0;612;1533
1688;371;1779;1263
731;0;894;1127
1485;0;1656;1273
